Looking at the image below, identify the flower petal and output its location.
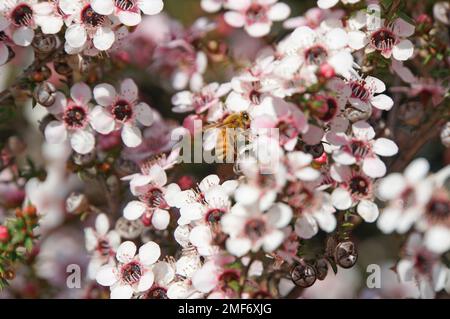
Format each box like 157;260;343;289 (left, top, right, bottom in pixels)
116;241;137;263
123;200;147;220
139;241;161;265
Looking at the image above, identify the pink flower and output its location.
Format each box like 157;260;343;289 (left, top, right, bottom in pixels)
338;75;394;112
192;255;239;297
122;164;173;230
376;158;433;234
224;0;290;38
172;82;231;114
85;214;121;279
283;181;336;239
330;164;379;222
44;82;96;155
91;0;164;27
63;1;115;52
349;18;415;61
0;0;40;46
396;233;448;299
91;79;154;147
221;200;292;257
96;241;161;299
330;121;398;178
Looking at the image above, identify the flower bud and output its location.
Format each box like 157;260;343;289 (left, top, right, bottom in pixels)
33;82;57;107
29;66;52;82
319;63;335;79
66;192;89;215
334;241;358;268
0;225;10;243
290;262;317;288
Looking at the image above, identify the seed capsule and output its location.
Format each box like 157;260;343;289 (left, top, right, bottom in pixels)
334;241;358;269
33;82;57;107
290;262;317;288
315;258;329;281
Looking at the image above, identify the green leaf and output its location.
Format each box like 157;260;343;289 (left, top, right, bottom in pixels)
24;238;33;253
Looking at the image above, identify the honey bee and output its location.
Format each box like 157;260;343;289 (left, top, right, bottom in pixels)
203;111;251;161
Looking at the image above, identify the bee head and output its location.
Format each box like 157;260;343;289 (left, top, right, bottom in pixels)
241;111;250;123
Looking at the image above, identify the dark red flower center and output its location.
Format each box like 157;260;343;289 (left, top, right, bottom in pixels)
205;208;226;224
349;140;370;159
121;261;142;285
350;80;370;102
11;4;34;27
112;99;133;122
63;106;88;129
145;287;168;299
426;197;450;225
246;4;267;23
115;0;137;11
304;45;328;65
96;239;111;257
349;176;370;197
81;5;105;27
370;28;397;52
244;219;266;241
141;187;165;208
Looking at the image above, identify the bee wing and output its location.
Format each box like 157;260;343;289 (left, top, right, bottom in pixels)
203;128;220;151
217;128;237;161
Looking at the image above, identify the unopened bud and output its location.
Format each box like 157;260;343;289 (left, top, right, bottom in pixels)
66;192;89;215
0;225;10;242
33;82;57;107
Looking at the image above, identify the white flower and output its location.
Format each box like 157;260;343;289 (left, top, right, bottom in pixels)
283;179;337;239
376;158;433;234
343;75;394;112
277;26;354;79
221;201;292;256
91;0;164;26
96;241;161;299
330;164;379;222
172;82;231;114
43;82;96;155
396;233;449;299
224;0;291;38
0;0;39;46
64;1;115;51
91;79;154;147
331;121;398;178
349;18;415;61
85;214;121;279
